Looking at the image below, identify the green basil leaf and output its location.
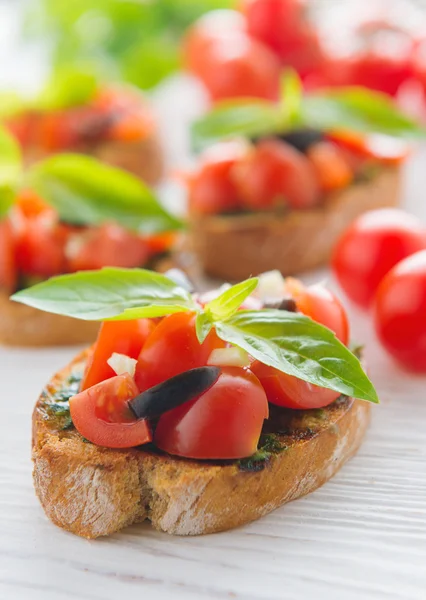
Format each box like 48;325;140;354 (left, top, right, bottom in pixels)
205;278;259;322
280;69;303;127
191;100;284;152
215;309;378;403
27;154;182;233
11;267;197;320
0;126;22;218
301;87;426;139
195;312;213;344
36;66;99;111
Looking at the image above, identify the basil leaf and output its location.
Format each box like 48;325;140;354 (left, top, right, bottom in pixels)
215;309;378;403
280;69;303;127
302;88;425;139
195;312;213;345
36;67;99;111
205;278;258;322
28;154;182;233
11;268;197;320
191;100;284;152
0;126;22;218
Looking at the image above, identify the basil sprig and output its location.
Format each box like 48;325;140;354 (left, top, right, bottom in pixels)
12;269;378;404
191;71;425;151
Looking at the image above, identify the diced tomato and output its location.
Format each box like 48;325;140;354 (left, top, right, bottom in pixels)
307;141;353;193
232;139;320;210
0;219;17;293
251;361;340;409
155;367;268;459
285;278;349;344
144;232;176;255
15;220;68;278
66;224;149;272
69;374;152;448
16;189;56;220
5;113;36;147
135;311;226;392
81;319;157;391
189;142;245;215
327;131;410;166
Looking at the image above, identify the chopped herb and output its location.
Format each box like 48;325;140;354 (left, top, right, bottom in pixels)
42;370;83;429
238;434;288;472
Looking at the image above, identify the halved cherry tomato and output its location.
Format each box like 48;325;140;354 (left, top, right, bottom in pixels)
135;311;225;392
189;142;245;215
0;219;17;293
15;220;68;278
285;278;349;344
155;367;268;459
81;319;157;391
374;250;426;372
251;361;340;409
70;374;152;448
327;131;409;166
66;224;149;272
307;141;353;192
144;231;176;256
332;209;426;309
232;139;320;210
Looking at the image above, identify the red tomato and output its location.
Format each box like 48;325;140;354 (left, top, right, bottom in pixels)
15;220;68;278
0;219;17;293
66;224;149;272
242;0;325;76
70;374;152;448
232;140;320;210
332;209;426;309
189;142;246;215
328;131;409;166
81;319;156;391
135;312;225;392
374;250;426;372
307;141;353;193
251;361;340;409
285;278;349;344
144;231;176;255
16;189;55;220
155;367;268;459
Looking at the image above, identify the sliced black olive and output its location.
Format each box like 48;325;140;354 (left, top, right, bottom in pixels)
263;296;297;312
128;366;221;420
277;129;324;153
164;268;195;293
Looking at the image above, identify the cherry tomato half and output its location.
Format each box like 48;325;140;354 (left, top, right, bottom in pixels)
70;374;152;448
135;312;225;392
15;220;68;278
332;209;426;309
251;361;340;409
307;141;353;193
374;250;426;372
81;319;156;391
155;367;268;460
0;219;17;293
285;278;349;345
232;139;320;210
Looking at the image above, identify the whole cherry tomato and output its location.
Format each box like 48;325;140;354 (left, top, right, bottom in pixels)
135;312;225;392
70;374;152;448
81;319;156;391
332;209;426;309
374;250;426;372
0;219;17;293
232;139;320;210
188;142;245;215
155;367;268;459
285;278;349;345
251;361;340;409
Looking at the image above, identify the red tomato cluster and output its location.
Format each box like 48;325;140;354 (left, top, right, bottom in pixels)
69;279;349;457
182;2;426;103
188;136;407;216
332;208;426;372
0;190;173;293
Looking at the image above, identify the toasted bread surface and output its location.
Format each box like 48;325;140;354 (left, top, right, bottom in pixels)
192;167;400;280
32;349;371;539
0;293;100;347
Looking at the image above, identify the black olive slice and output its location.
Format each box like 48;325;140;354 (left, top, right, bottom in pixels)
129;366;221;420
164;268;195;293
263;296;297;312
277;129;324;153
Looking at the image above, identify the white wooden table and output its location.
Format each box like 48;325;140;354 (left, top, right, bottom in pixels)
1;4;426;598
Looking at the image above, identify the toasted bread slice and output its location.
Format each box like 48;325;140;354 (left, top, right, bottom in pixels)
32;349;370;539
0;293;100;346
192;167;400;281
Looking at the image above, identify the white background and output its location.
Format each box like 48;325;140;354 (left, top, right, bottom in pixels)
1;2;426;599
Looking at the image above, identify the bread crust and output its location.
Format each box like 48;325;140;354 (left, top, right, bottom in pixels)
32;349;371;538
191;167;401;280
0;293;99;346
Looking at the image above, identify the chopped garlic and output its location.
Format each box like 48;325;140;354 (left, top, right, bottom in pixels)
255;270;286;301
107;353;137;377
